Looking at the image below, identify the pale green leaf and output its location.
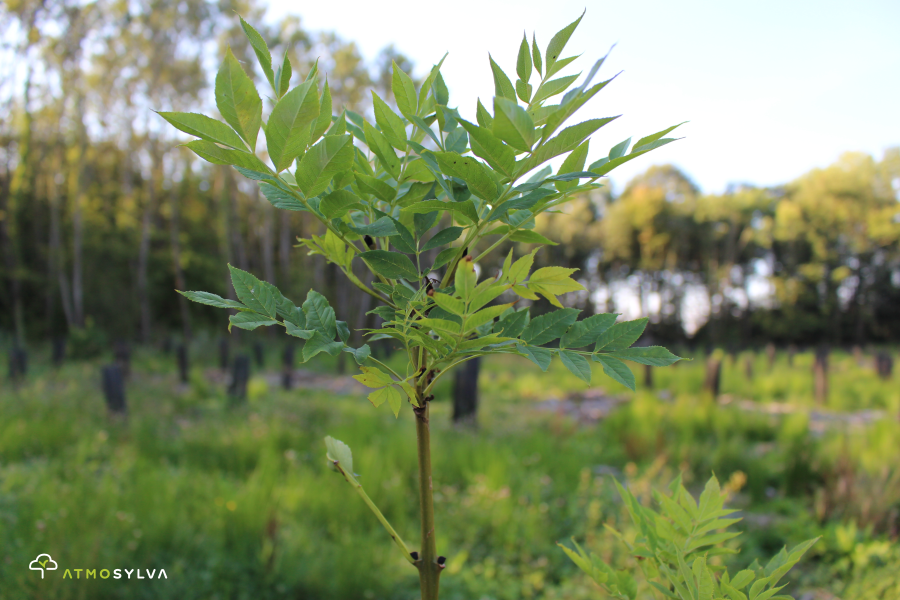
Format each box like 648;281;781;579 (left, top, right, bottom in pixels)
295;134;354;198
216;48;262;150
560;350;591;383
592;354;635;390
157;112;247;150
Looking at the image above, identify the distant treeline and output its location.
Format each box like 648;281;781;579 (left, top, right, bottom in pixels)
524;153;900;347
1;2;898;349
0;0;412;347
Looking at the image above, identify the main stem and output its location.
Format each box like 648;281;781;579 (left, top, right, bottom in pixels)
414;398;441;599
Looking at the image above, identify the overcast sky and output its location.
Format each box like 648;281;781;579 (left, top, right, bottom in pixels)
265;0;899;194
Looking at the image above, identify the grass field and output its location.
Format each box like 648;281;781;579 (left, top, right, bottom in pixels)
1;339;899;599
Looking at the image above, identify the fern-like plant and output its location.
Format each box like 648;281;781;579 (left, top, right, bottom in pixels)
561;475;818;600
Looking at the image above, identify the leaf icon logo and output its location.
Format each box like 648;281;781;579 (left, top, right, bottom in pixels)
29;554;58;579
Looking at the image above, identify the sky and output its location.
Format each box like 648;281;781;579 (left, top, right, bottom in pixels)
266;0;899;195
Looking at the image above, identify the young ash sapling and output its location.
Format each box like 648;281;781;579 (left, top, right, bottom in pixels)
162;12;694;599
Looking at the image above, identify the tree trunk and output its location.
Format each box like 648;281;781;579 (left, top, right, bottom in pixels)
279;210;291;290
813;346;829;406
137;142;160;343
452;357;481;424
260;190;275;286
70;92;87;329
171;161;192;342
703;354;721;398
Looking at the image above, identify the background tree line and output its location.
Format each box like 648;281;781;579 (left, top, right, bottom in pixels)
1;0;898;352
0;0;412;351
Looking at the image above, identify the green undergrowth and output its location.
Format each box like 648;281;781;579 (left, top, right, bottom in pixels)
0;346;897;599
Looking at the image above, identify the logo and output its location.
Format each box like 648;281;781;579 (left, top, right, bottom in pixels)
27;552;168;581
29;554;58;579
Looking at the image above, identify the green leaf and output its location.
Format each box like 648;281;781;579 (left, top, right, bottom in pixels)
721;582;749;600
239;16;274;86
363;121;402;180
388;219;416;253
560;313;617;348
594;318;648;352
419;53;448;107
260;182;306;211
545;54;580;78
431;293;465;316
516;342;552;371
610;346;681;366
510;229;559;246
522;307;580;345
633;121;688;151
372;91;407;151
349;217;398;237
285;323;316;339
494;308;529;337
216;47;263;150
432;247;457;271
542;76;618;141
432;152;500;201
157;112;247;150
360;250;419;280
421;226;463;252
527;267;584;296
311;79;333;143
354;172;397;202
560;350;591;383
488;54;516;101
303;290;336;338
457;119;516;177
353;365;394;387
527;117;618;170
183;140;270;172
369;386;403;416
295;134;354;198
178;290;246;310
515;79;532;103
402;199;478;225
465;303;513;332
392;60;418;120
266;79;320;171
609;137;631;159
507;248;538;284
517;34;532;82
532;74;580;105
531;33;543;76
275;52;292;97
303;331;343;361
730;570;756;590
454;260;477;301
476;98;494;129
545;11;584;74
592;354;635;390
343;344;372;365
320;189;362;218
229;312;277;330
493;97;535;152
555;139;589;191
228;264;276;318
324;435;353;474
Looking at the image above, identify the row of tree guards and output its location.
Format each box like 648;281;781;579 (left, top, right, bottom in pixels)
697;345;894;404
3;341;896;417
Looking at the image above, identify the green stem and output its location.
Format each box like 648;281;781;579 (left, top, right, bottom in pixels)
414;397;441;600
337;466;415;565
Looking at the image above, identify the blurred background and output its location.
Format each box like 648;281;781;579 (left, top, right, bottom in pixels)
1;1;898;599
